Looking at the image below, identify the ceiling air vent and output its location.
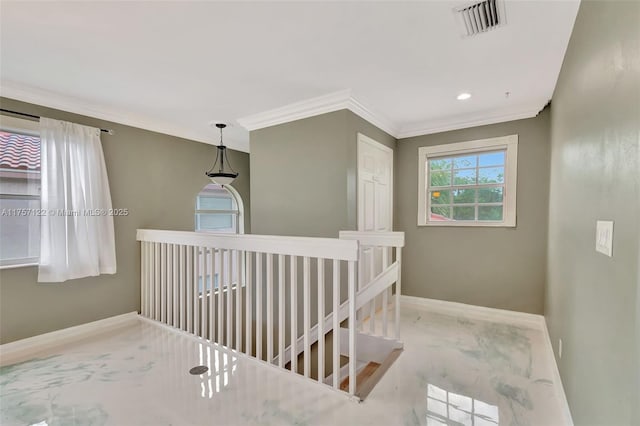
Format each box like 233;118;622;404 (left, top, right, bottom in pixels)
455;0;505;37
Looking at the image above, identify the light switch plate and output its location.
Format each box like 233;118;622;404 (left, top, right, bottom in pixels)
596;220;614;257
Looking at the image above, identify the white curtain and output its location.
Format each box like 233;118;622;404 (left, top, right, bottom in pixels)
38;118;116;282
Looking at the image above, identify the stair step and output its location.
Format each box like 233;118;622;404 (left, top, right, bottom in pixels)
339;361;381;392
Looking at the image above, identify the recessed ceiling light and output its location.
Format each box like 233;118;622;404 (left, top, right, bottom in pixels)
457;93;472;100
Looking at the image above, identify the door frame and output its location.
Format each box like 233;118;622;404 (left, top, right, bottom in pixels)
357;133;394;232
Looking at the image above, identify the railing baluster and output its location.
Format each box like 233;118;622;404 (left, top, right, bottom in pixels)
193;246;200;336
278;254;285;369
180;245;185;331
167;244;173;326
245;251;253;355
154;242;160;322
290;255;298;374
395;249;402;339
266;253;274;364
209;247;216;342
141;242;147;317
161;243;167;324
201;247;208;338
147;242;153;318
369;248;375;334
256;252;263;361
348;260;357;396
317;257;325;384
226;249;233;348
186;245;192;332
382;247;389;337
236;250;242;351
303;256;310;378
332;259;340;389
218;249;225;345
173;244;178;327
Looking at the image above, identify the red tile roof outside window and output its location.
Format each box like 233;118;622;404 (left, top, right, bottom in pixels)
0;130;41;171
429;212;451;221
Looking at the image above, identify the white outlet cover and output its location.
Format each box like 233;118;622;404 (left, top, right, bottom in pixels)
559;338;562;359
595;220;614;257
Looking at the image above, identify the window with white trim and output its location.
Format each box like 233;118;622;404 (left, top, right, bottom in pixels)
194;184;244;294
418;135;518;227
195;184;243;234
0;116;41;267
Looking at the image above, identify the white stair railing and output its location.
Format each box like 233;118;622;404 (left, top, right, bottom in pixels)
138;229;404;399
339;231;404;340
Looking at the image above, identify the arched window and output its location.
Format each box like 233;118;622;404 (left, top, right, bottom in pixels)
195;184;244;234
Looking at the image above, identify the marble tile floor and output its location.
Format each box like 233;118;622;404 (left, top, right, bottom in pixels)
0;303;568;426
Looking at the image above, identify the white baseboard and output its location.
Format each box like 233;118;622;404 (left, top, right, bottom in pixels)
540;316;574;426
0;311;138;365
400;295;545;329
401;295;573;425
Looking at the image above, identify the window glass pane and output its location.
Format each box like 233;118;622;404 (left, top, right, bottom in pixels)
453;155;477;169
198;273;219;294
474;416;499;426
430;190;450;205
452;206;475;220
430;206;452;221
453;169;476;185
0;172;40;196
0;197;40;262
478;167;504;184
197;195;233;210
478;187;504;203
429;158;451;171
475;399;500;421
197;213;236;232
430;171;451;187
478;205;503;221
452;189;475;204
449;406;473;425
449;392;473;411
478;151;505;167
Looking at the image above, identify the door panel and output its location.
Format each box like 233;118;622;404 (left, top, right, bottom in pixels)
357;134;393;292
363;180;375;231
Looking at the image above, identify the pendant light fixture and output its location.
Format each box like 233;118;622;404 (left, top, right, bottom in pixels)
205;123;238;186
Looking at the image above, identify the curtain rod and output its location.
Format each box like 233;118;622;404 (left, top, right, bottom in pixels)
0;108;114;135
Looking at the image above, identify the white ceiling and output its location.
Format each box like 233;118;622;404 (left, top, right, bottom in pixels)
0;1;580;152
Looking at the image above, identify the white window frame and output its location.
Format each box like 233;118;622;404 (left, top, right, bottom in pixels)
0;115;41;269
194;184;245;294
195;184;244;235
417;134;518;227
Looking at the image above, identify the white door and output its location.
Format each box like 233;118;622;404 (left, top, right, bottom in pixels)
357;133;393;292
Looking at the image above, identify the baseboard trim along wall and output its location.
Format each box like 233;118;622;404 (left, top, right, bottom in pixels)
400;295;544;328
0;311;139;366
400;295;573;426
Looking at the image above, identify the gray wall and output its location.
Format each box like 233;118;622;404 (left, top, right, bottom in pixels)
0;97;250;344
396;109;551;314
545;1;640;425
250;109;395;237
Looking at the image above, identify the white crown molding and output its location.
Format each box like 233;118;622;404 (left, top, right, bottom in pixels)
2;80;544;149
237;90;545;141
397;102;545;139
236;89;400;138
0;81;250;153
345;95;400;137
